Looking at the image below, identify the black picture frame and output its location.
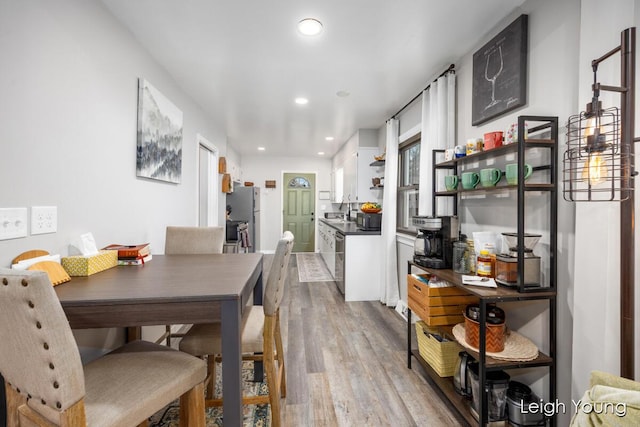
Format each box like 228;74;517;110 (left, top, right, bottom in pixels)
472;14;528;126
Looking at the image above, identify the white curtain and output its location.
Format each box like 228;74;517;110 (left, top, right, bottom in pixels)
380;119;400;306
418;72;456;216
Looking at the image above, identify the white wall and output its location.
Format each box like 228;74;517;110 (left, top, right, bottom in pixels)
0;0;228;353
571;0;640;401
239;155;332;252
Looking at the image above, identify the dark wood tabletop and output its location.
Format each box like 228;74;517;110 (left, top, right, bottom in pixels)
55;253;263;328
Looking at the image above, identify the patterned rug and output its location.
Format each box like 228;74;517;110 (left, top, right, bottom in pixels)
296;253;334;282
149;361;271;426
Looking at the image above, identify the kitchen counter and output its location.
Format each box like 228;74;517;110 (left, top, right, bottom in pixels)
319;217;382;302
319;218;381;235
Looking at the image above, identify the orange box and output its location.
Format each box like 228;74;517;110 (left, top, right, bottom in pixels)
407;274;478;326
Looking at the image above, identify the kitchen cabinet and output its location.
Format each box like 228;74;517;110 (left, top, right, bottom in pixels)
331;129;382;204
408;116;558;426
318;221;335;277
319;219;382;301
344;233;382;301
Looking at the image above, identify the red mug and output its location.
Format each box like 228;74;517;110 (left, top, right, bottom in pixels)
483;131;504;150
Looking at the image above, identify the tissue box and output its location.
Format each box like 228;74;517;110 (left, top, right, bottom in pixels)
61;250;118;276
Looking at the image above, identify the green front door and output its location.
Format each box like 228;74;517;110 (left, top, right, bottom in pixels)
283;173;315;252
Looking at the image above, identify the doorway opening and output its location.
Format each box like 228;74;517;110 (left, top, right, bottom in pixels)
198;135;219;226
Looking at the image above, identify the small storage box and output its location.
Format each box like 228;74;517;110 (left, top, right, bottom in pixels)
408;274;478;326
61;250;117;276
415;321;463;377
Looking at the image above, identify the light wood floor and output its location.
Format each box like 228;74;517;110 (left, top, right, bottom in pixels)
278;254;463;426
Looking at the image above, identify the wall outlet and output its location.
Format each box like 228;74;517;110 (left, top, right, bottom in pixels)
31;206;57;235
0;207;28;240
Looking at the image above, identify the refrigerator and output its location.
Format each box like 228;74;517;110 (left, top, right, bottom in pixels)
227;186;260;252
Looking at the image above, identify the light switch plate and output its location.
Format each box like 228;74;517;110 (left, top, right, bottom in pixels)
32;206;57;235
0;207;28;240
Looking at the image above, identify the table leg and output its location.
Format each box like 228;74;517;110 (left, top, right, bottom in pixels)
253;269;263;305
221;299;243;427
253;270;264;378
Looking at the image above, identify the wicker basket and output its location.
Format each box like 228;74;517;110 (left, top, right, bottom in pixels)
415;321;462;377
464;314;505;352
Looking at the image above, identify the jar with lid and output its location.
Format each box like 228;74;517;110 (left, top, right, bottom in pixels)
467;240;477;274
477;249;493;277
484;243;497;278
453;240;470;274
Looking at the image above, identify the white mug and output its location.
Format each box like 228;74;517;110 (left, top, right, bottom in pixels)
444;148;455;161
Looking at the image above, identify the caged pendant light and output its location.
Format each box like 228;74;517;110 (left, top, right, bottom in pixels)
563;27;637;380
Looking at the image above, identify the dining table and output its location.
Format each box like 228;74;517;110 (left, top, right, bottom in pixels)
51;252;264;427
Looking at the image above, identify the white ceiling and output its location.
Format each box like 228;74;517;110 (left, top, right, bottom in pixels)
101;0;525;158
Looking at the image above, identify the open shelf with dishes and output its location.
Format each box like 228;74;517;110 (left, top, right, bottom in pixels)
409;115;558;426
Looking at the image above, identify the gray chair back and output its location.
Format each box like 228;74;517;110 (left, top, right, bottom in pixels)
263;231;294;316
0;269;85;414
165;226;225;254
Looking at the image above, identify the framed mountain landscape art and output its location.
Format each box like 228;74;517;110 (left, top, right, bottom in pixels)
136;78;183;183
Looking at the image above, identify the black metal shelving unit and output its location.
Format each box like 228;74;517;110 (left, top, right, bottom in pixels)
410;116;558;426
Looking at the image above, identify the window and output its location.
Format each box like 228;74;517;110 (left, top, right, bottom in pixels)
288;176;311;188
397;134;421;234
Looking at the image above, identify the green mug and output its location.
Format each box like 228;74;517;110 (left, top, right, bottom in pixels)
480;168;502;187
444;175;458;191
461;171;480;189
505;163;533;185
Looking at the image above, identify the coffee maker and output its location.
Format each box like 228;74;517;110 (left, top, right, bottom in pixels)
413;216;458;269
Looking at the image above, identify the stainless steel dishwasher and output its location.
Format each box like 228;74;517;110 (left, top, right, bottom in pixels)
335;231;345;294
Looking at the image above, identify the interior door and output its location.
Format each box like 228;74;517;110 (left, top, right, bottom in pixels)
283;173;315;252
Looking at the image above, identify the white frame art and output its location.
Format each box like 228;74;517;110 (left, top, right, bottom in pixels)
136;78;183;183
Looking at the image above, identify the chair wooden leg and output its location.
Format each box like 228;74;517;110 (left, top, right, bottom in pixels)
263;316;281;427
206;354;216;399
179;382;205;427
5;384;26;427
274;313;286;398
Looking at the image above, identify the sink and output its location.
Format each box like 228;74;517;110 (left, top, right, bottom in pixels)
323;218;345;223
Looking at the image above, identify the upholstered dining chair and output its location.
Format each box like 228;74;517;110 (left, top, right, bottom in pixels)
179;231;294;427
0;268;206;427
163;225;225;346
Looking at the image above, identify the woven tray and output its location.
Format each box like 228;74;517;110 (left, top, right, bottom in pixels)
452;323;539;361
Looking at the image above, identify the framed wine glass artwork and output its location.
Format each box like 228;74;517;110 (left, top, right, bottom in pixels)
472;14;528;126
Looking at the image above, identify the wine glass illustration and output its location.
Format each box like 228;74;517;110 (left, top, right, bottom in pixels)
484;45;504;110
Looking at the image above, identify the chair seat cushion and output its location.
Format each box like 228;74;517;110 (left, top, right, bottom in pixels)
29;340;206;427
180;306;264;356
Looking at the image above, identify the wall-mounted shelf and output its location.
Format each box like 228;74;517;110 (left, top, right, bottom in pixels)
369;160;385;167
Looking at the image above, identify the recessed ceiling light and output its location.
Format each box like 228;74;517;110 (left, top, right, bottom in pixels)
295;97;308;105
298;18;323;36
325;136;334;141
318;151;325;156
257;146;266;151
336;90;350;98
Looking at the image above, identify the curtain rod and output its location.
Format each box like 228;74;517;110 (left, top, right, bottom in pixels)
390;63;455;120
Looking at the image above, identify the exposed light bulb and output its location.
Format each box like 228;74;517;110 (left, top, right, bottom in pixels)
582;153;608;185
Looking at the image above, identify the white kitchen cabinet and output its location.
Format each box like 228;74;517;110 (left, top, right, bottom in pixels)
344;233;382;301
318;221;336;276
331;129;382;204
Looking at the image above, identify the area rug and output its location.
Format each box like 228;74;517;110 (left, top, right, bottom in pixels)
296;253;334;282
149;361;271;426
